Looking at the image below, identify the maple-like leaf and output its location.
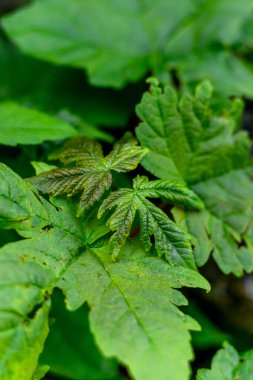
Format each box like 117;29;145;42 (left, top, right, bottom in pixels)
98;175;203;267
197;342;253;380
3;0;253;98
136;79;253;276
30;133;147;216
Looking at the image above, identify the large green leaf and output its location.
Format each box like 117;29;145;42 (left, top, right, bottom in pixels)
136;80;253;275
0;36;142;131
0;102;76;146
197;343;253;380
0;163;48;230
178;50;253;99
0;163;209;380
59;242;209;380
0;165;85;380
3;0;253;97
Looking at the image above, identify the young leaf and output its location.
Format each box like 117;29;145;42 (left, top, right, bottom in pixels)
197;342;253;380
98;175;203;267
136;80;253;276
0;164;209;380
0;102;76;146
30;134;147;216
49;137;104;165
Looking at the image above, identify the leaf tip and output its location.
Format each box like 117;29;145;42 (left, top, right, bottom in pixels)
146;77;160;87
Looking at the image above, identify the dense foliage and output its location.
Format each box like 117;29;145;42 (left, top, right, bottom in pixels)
1;1;253;380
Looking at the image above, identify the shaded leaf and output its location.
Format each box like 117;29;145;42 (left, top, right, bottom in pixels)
0;102;76;146
40;291;118;380
3;0;253;97
185;300;230;350
49;137;104;165
0;166;87;379
0;34;140;132
197;342;253;380
137;80;253;275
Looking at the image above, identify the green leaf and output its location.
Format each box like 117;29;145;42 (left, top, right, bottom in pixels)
236;350;253;380
136;80;253;275
49;137;105;165
197;343;239;380
31;162;57;176
179;50;253;99
197;342;253;380
59;241;209;380
3;0;253;97
0;102;76;146
0;35;140;132
0;300;50;380
103;134;149;172
98;175;202;266
0;163;48;231
1;0;155;87
0;164;210;380
132;175;204;210
30;134;147;215
0;166;87;380
31;365;49;380
40;291;118;380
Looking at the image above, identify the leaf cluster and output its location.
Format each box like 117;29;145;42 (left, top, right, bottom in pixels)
30;134;203;264
1;2;253;380
30;133;147;215
0;162;209;380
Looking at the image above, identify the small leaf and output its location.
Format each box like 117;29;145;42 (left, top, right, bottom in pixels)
31;162;57;176
197;342;253;380
133;176;204;210
30;135;147;214
104;133;148;172
99;175;201;267
49;137;104;165
137;198;195;268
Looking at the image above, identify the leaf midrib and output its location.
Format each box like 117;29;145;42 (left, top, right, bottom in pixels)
94;252;157;350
